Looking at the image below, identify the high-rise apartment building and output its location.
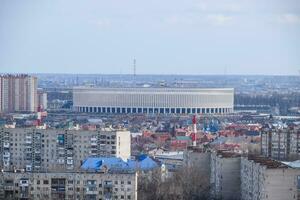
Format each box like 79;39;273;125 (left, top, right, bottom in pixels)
0;128;131;172
241;155;298;200
0;74;38;113
0;171;137;200
261;124;300;161
210;151;241;200
37;90;47;110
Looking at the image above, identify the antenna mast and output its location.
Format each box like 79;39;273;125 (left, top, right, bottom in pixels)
133;58;136;85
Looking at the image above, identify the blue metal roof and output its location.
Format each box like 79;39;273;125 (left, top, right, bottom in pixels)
81;155;158;172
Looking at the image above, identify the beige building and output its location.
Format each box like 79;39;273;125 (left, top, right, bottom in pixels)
73;87;234;114
261;124;300;161
0;171;137;200
0;128;131;172
37;90;47;110
0;74;38;113
210;150;241;200
241;155;299;200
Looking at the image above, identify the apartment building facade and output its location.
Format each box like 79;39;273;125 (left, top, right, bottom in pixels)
261;124;300;161
0;74;38;113
241;155;299;200
0;171;137;200
0;128;131;172
210;151;241;200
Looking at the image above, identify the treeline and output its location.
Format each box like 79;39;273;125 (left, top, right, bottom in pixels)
234;92;300;107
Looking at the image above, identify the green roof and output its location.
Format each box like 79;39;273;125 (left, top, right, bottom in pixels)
176;136;192;141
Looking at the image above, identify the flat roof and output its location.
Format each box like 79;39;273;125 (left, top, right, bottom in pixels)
246;155;289;169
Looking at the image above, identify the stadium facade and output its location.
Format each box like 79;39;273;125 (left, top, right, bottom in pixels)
73;87;234;114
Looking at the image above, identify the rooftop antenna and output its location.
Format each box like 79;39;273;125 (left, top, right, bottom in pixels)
133;58;136;85
119;68;123;86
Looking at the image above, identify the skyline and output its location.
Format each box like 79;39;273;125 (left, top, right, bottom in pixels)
1;0;300;75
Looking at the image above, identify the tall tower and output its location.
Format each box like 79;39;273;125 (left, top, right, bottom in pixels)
133;58;136;85
192;115;197;147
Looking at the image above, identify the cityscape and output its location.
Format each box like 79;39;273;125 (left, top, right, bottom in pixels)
1;0;300;200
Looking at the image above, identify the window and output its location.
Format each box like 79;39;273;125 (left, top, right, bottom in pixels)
43;180;49;184
37;180;40;185
127;181;131;185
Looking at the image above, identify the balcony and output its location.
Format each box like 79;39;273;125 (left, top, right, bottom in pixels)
85;186;97;195
90;142;97;146
67;159;73;165
3;142;10;148
20;179;29;187
25;140;32;144
90;137;97;141
3;152;10;157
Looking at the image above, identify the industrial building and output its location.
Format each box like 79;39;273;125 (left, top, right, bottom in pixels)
0;171;137;200
241;155;299;200
0;74;38;112
0;127;131;172
261;124;300;161
73;87;234;114
210;151;241;200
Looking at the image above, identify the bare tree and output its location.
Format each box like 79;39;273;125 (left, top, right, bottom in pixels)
138;164;210;200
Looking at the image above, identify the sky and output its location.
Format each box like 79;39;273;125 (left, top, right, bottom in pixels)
0;0;300;75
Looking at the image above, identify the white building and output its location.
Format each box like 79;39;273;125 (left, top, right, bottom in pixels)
241;155;299;200
73;87;234;114
210;151;241;200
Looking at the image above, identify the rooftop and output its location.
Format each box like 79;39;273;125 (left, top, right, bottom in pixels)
246;155;289;169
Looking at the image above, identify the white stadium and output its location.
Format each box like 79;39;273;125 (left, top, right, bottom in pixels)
73;87;234;114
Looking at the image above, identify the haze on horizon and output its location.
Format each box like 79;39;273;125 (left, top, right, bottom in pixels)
0;0;300;75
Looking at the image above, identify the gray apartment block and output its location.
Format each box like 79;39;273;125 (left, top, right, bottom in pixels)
241;155;299;200
0;128;131;172
0;171;137;200
261;125;300;161
210;151;241;200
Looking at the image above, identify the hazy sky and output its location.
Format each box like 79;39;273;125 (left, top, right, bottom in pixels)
0;0;300;75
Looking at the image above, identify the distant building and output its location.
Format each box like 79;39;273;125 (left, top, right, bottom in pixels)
73;87;234;114
0;171;137;200
171;136;192;150
210;151;241;200
261;124;300;161
0;74;38;112
241;155;299;200
0;128;131;172
37;90;47;110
